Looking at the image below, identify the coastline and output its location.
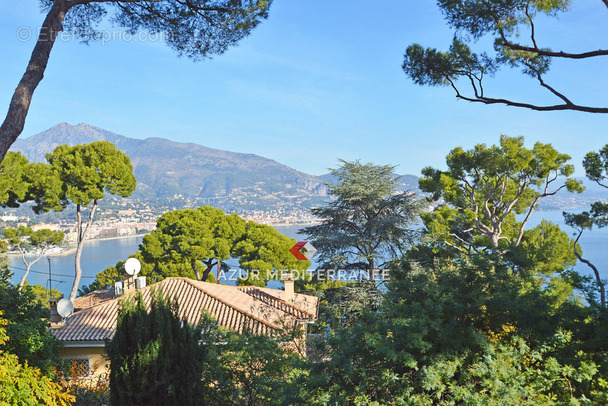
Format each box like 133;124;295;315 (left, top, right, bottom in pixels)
5;221;314;258
7;234;148;258
84;234;146;244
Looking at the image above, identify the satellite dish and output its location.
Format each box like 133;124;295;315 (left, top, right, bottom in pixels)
56;298;74;319
124;258;141;276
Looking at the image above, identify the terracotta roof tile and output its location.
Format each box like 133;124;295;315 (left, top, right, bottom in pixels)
73;290;115;311
52;277;318;342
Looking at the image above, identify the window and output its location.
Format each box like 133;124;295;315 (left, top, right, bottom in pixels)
65;356;92;378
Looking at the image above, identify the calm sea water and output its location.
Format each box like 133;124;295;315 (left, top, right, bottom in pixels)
524;210;608;281
7;225;304;297
8;236;146;297
8;217;606;297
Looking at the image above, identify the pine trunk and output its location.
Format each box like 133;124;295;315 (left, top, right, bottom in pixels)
70;201;98;302
0;0;69;161
18;264;31;291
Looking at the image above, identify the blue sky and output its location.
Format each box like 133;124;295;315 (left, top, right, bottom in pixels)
1;0;607;176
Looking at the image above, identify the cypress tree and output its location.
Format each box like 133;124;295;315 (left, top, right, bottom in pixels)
106;288;206;405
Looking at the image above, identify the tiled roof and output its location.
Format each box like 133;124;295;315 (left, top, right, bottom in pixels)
52;277;319;343
73;289;115;311
246;286;319;317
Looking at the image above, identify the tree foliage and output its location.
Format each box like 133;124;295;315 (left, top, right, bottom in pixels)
296;147;606;405
514;219;578;276
403;0;608;113
3;226;64;290
419;135;581;273
106;288;207;406
39;141;136;211
234;221;309;286
0;312;74;406
300;279;383;337
35;141;136;301
106;287;301;406
302;258;608;405
138;206;307;287
0;152;31;208
21;282;64;308
200;318;302;405
0;141;136;300
583;144;608;188
140;206;245;283
41;0;273;57
564;143;608;308
301;160;421;278
0;269;64;375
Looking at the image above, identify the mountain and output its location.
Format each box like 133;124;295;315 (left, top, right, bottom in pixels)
12;123;329;210
318;173;420;192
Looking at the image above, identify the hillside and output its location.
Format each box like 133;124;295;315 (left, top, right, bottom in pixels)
12;123;330;211
318;172;420;192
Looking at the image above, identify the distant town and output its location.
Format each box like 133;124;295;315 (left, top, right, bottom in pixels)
1;196;320;251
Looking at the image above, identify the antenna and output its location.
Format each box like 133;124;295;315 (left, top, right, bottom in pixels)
124;258;141;276
56;298;74;319
47;257;52;301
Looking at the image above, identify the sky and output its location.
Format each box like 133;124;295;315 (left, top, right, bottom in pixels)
1;0;607;177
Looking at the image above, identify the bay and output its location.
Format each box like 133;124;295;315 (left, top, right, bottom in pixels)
8;236;145;297
8;215;606;298
522;210;608;281
8;225;304;297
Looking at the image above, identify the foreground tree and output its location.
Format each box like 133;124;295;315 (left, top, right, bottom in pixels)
0;269;64;374
107;287;302;405
419;135;582;266
33;141;136;301
106;289;207;406
301;160;421;280
201;320;302;405
403;0;608;113
3;226;64;290
0;152;31;208
0;0;273;161
0;313;74;406
302;258;608;404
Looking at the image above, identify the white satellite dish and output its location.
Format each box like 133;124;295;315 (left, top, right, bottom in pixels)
124;258;141;276
56;298;74;319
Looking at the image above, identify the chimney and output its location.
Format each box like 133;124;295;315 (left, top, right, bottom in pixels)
284;273;295;304
49;298;62;324
123;275;136;295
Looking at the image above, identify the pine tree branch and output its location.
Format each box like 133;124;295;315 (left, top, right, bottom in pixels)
454;92;608;113
446;69;608;113
573;230;606;307
498;29;608;60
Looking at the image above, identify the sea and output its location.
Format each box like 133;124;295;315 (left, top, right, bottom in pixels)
8;215;607;298
8;224;304;297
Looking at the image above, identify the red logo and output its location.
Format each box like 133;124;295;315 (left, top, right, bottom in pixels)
290;242;317;261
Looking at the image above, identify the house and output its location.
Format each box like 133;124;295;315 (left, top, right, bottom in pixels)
50;277;319;377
